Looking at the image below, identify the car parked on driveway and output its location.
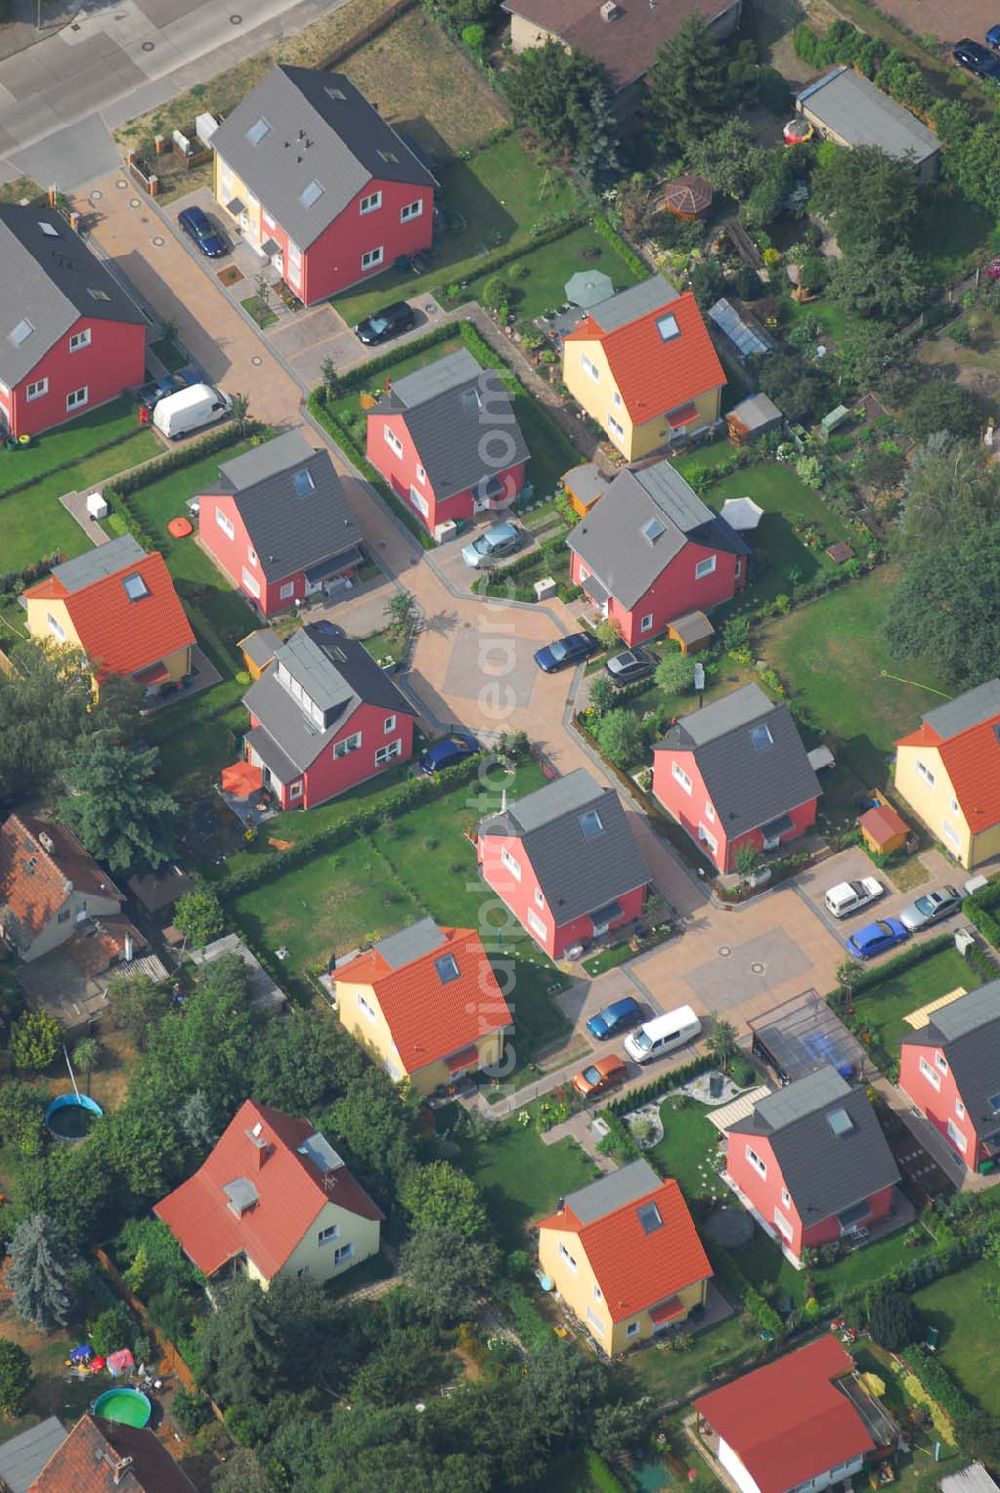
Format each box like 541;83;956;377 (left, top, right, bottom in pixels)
354;301;416;346
824;877;884;920
461;522;522;569
534;632;601;673
572;1053;628;1100
953;38;1000;81
419;731;480;776
178;206;229;258
586;995;643;1041
605;647;655;686
847;917;910;960
899;887;962;932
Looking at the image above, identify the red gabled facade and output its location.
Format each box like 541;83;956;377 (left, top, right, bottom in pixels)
245;698;415;811
276;178;433;306
898;1039;982;1170
366;406;526;535
476;829;646;960
0;311;145;439
571;539;745;647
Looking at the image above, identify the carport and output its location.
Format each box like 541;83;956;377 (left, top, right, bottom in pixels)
749;987;870;1084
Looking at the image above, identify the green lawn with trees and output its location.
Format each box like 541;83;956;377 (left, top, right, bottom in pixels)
847;945;977;1074
915;1260;1000;1417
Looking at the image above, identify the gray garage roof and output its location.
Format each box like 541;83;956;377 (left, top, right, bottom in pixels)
796;66;940;167
561;1159;661;1223
243;624;414;776
568;459;750;610
655;683;820;837
478;768;650;923
371;917;447;970
211;65;435;250
922;679;1000;741
371;349;529;502
730;1068;900;1224
0;1417;67;1493
51;535;146;593
588;274;677;332
0;204;146;387
902;982;1000;1139
207;431;361;582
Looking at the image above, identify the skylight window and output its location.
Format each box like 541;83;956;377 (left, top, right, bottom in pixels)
246;117;271;145
300;180;324;209
435;953;460;984
641;516;666;543
750;723;774;752
579;810;604;840
826;1107;855;1137
87;288;111;302
38;221;59;237
9;319;34;347
324;85;347;100
123;573;149;601
656;314;680;341
989;1092;1000;1116
292;468;316;496
637;1202;663;1234
377;149;400;164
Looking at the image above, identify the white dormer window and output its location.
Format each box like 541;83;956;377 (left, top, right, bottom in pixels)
360;191;382;214
69;328;91;352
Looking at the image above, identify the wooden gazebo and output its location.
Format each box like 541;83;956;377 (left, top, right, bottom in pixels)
660;175;713;221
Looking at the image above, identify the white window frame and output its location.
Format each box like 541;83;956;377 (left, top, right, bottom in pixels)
534;888;544;909
334;731;363;759
400;199;423;222
247;546;258;567
919;1056;941;1092
956;1098;966;1119
935;1052;949;1073
640;613;654;633
581;354;600;382
289;781;303;801
334;1241;355;1266
586;1305;604;1333
695;555;717;581
416;464;426;485
672;761;692;795
612;389;622;408
241;566;261;599
360;191;382;215
361;246;384;271
215;506;235;540
781;1188;791;1207
69;328;91;352
66;386;88;411
916;760;935;788
47;611;65;642
558;1242;577;1271
279;581;296;600
26;377;47;402
375;739;402;766
745;1146;767;1179
384;426;403;458
698;822;718;854
500;846;521;880
947;1117;968;1153
607;414;624;439
317;1223;340;1246
705;802;716;824
773;1207;794;1241
409;486;429;519
527;909;547;940
625;1321;640;1339
384;715;396;733
356;992;377;1023
735;558;743;579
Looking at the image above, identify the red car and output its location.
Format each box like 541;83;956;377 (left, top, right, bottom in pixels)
572;1054;628;1100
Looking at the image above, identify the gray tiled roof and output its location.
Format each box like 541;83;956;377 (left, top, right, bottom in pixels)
242;625;413;775
730;1069;900;1223
923;679;1000;740
0;204;145;387
902;982;1000;1138
211;66;435;250
562;1158;661;1223
589;274;677;333
655;684;821;837
373;350;529;502
52;535;146;593
478;768;650;922
797;66;940;166
0;1417;66;1493
568;460;749;610
208;431;361;581
372;917;446;969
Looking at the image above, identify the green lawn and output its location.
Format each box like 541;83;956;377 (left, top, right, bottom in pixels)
241;295;278;329
463;222;643;321
0;395;149;487
849;946;977;1074
758;566;947;785
628;1313;756;1402
911;181;992;279
332;136;586;325
648;1096;727;1205
784;293;850;345
143;678;248;799
914;1259;1000;1417
456;1121;597;1252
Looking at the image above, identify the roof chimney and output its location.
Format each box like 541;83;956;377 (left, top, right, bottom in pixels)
39;830;55;854
556;1196;565;1213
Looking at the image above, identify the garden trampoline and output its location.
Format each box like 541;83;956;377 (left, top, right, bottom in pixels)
44;1093;103;1141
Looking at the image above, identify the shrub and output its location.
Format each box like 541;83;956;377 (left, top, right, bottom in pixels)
482;274;510;311
172;1386;213;1435
867;1289;923;1350
8;1010;61;1071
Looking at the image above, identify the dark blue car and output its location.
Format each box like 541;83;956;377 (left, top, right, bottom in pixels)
846;917;909;960
178;206;229;258
419;731;480;775
534;632;601;673
586;996;643;1041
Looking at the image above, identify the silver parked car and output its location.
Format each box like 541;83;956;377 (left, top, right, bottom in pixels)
461;521;522;569
899;886;962;932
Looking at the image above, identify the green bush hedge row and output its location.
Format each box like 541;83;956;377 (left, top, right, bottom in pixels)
111;419;264;496
831;932;954;1001
904;1345;975;1426
591;214;648;279
434;212;586;306
0;425;148;506
584;1452;628;1493
0;551;67;599
963;882;1000;949
602;1053;715;1114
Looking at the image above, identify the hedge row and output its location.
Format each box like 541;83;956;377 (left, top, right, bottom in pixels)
602;1053;715;1115
904;1345;975;1431
591;214;648;279
963;880;1000;950
832;931;955;1002
584;1452;628;1493
111;418;264;496
335;322;455;395
214;754;485;899
0;551;67;598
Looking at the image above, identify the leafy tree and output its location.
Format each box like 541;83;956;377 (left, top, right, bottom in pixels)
593;708;649;768
734;845;760;880
655;651;694;696
756;350;831;426
0;1082;46;1157
92;674;145;742
349;1324;447;1407
902;381;982;443
897;433;1000;553
93;1101;184;1202
504;44;621;187
867;1289;923;1350
177;1089;218;1152
707;1016;739;1072
648;17;730;148
72;1036;101;1088
8;1010;61;1071
955;1410;1000;1466
0;639;93;805
400;1225;500;1320
252;1008;364;1114
196;1279;282;1408
524;1335;607;1443
88;1303;134;1355
384;589;419;639
60;737;178;872
811;141;917;251
685;119;767;202
588;675;617;716
211;1447;275;1493
319;356;339;403
591;1396;655;1460
834;322;907;395
330;1069;417;1195
253;272;271;327
7;1214;73;1331
594;617;623;650
400;1161;488;1239
172;1386;213;1436
0;1339;32;1414
105;971;172;1049
829;241;925;321
885;527;1000;688
857;446;905;491
435;0;497;27
230;392;251;434
174;888;225;949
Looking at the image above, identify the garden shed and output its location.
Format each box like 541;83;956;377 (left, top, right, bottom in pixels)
859;799;910;857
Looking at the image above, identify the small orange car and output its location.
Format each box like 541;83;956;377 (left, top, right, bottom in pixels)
572;1053;628;1100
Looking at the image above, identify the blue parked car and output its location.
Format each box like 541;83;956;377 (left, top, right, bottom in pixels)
178;206;230;258
419;731;480;775
587;996;643;1041
534;632;601;673
847;917;910;960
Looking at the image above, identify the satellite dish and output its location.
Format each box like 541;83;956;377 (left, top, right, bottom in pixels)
693;662;706;692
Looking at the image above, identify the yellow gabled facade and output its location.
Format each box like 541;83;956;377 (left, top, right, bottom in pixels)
895;743;988;869
24;593;189;697
562;336;721;461
246;1198;381;1290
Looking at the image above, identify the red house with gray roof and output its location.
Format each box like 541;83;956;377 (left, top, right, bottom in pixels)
476;768;650;959
567;458;749;644
695;1336;879;1493
898;981;1000;1175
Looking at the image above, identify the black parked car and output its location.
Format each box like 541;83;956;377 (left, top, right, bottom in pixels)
354;301;416;346
604;646;655;686
953;38;1000;81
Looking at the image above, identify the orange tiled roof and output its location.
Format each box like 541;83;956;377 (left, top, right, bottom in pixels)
154;1100;383;1280
334;926;512;1075
30;1412;196;1492
565;289;724;425
25;551;194;680
0;813;121;942
898;713;1000;831
538;1174;711;1322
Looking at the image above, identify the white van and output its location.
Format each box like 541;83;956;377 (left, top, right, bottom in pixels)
153;383;231;439
824;877;884;920
624;1005;701;1065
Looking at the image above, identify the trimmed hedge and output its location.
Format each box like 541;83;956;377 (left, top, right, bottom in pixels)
603;1053;715;1114
830;932;954;1002
963;880;1000;950
0;425;150;506
0;551;67;598
435;212;586;306
111;418;264;496
592;214;648;278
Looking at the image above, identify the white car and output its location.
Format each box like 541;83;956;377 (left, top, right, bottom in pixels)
824;877;885;920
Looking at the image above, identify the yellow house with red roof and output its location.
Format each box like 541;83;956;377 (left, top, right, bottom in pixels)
894;680;1000;869
22;536;193;699
562;276;725;462
332;918;513;1095
537;1160;712;1356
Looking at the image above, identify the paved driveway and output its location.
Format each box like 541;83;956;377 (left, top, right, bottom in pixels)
794;845;965;957
873;0;994;45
